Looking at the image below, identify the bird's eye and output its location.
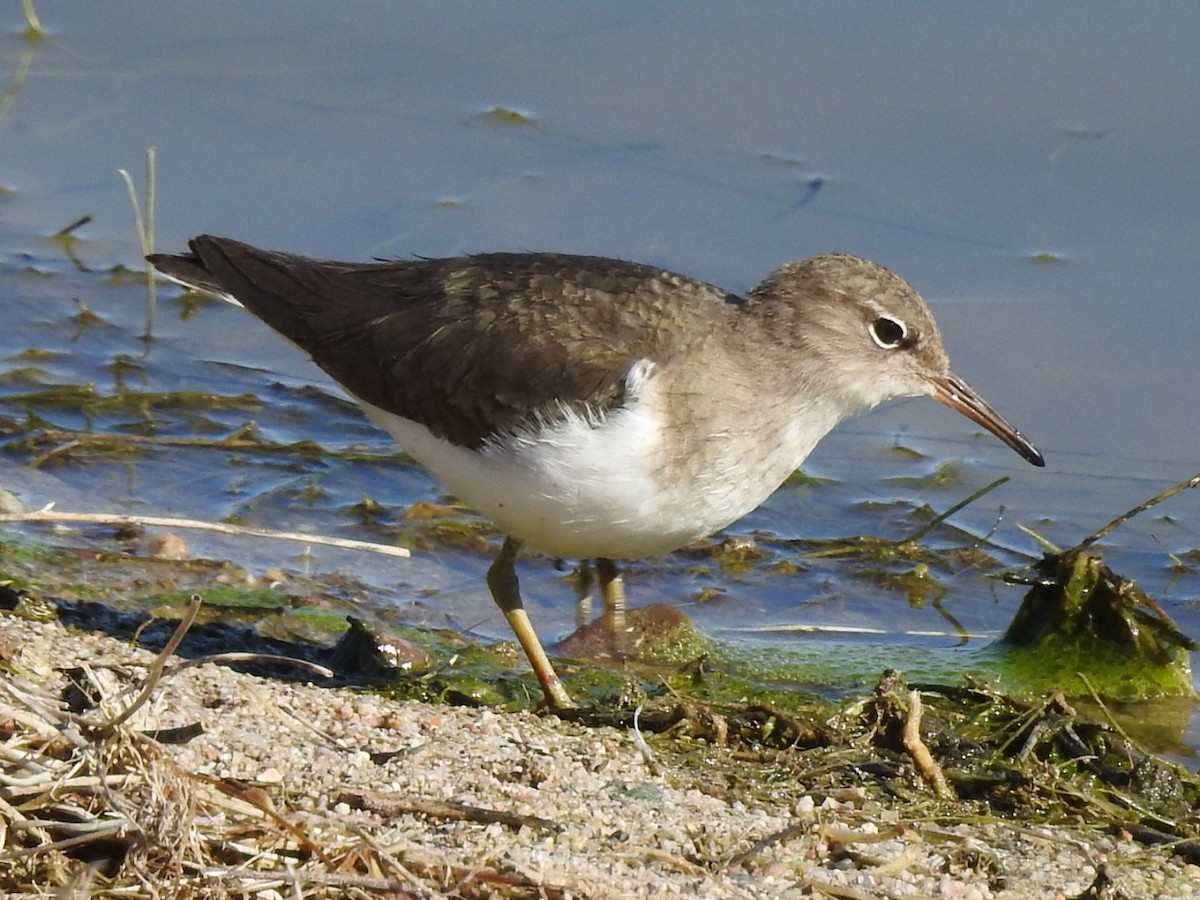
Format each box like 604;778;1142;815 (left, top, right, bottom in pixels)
869;315;907;349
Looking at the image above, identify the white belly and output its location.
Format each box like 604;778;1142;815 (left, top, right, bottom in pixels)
361;397;762;559
355;353;843;560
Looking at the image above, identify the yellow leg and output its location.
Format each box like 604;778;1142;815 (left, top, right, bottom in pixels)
487;537;574;709
596;557;627;659
573;560;595;627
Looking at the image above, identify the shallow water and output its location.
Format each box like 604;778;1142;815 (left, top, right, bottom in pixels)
1;3;1197;752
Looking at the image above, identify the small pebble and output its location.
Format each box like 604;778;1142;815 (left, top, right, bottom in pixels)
149;532;189;560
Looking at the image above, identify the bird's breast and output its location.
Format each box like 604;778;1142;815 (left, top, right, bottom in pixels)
356;360;831;560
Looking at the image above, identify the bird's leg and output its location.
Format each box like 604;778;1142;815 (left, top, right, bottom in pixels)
573;560;595;627
595;557;627;660
487;537;574;709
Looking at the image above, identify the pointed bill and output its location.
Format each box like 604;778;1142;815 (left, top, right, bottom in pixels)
930;373;1044;467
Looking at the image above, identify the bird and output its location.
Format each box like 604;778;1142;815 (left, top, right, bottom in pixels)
148;236;1044;708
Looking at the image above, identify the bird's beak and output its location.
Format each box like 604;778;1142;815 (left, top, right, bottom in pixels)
929;373;1044;467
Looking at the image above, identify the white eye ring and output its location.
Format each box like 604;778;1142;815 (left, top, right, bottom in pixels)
869;315;907;350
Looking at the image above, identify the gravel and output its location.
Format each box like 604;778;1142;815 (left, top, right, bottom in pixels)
2;612;1198;899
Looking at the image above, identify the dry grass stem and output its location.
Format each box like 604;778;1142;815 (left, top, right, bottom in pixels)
0;506;411;558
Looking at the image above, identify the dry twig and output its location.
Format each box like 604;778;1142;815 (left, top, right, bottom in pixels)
0;506;411;558
902;689;955;800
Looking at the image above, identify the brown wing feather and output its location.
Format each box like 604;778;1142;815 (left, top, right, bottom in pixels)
150;236;738;448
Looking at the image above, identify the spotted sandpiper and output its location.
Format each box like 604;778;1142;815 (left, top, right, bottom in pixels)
149;236;1044;708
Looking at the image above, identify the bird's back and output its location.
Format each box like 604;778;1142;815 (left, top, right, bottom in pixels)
149;236;741;449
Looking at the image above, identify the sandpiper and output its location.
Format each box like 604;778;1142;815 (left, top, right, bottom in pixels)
149;237;1044;708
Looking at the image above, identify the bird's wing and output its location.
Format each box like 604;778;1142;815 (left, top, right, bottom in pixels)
150;236;737;448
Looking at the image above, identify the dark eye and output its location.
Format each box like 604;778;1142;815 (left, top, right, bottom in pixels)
869;315;907;349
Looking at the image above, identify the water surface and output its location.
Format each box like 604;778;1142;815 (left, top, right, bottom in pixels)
2;3;1197;749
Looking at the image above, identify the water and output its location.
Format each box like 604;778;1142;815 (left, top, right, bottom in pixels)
2;2;1197;752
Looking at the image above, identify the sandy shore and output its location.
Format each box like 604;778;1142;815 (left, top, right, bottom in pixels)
3;608;1199;899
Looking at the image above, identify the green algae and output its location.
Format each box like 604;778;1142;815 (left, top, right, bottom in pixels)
997;546;1197;700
